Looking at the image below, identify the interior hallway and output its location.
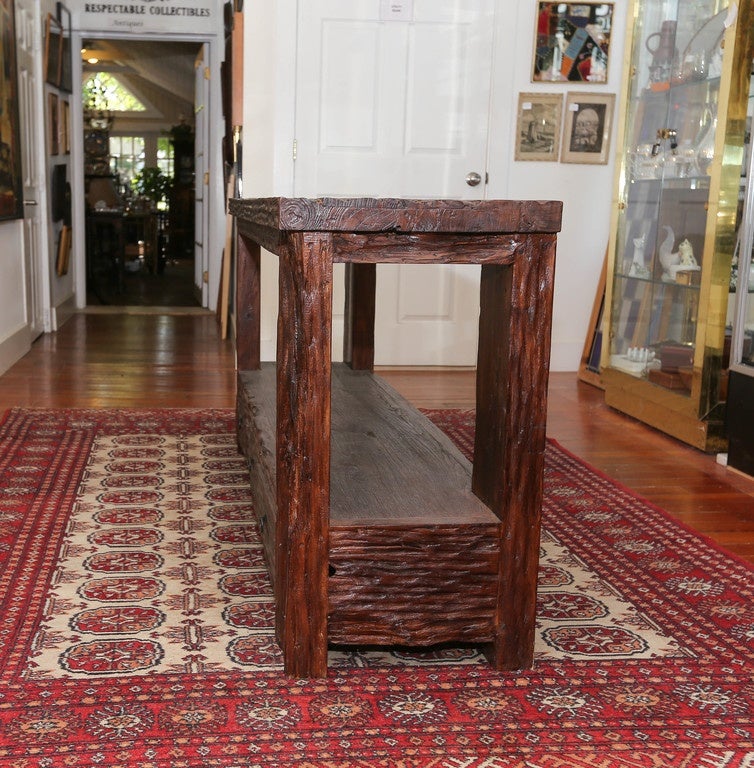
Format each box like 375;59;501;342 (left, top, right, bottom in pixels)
1;311;753;564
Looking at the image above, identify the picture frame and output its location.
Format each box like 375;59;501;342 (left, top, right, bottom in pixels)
514;92;563;161
57;3;72;93
44;13;63;87
56;224;72;276
60;99;70;154
560;91;615;164
0;0;23;221
49;93;59;155
533;2;613;83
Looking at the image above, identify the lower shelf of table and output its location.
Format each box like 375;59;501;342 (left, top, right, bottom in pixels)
237;363;503;647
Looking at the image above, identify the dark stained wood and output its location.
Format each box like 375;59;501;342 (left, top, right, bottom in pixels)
473;236;557;671
274;232;333;678
236;369;277;578
240;364;497;526
331;232;524;264
328;524;500;646
235;234;261;370
238;363;502;647
343;263;376;370
229;196;563;234
232;197;561;677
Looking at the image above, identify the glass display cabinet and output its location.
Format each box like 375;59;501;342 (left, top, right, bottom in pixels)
602;0;754;451
727;64;754;474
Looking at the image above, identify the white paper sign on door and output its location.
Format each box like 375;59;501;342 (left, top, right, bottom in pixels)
380;0;414;21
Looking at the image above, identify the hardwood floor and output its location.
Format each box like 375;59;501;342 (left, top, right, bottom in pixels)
2;311;753;564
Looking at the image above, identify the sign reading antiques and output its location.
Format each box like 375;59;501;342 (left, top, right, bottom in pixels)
75;0;216;34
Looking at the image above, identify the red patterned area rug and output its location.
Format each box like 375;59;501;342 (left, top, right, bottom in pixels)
0;407;752;768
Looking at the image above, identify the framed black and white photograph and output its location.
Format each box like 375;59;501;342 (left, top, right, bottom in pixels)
514;92;563;161
560;91;615;164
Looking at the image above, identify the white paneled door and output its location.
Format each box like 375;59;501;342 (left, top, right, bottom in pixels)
16;0;49;337
294;0;495;365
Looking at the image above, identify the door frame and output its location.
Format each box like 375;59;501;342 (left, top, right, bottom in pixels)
16;0;52;336
68;30;224;311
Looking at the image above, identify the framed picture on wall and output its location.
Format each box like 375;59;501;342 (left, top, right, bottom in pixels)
560;91;615;164
533;2;613;83
60;99;70;154
514;92;563;161
57;3;73;93
44;13;63;87
0;0;23;221
49;93;59;155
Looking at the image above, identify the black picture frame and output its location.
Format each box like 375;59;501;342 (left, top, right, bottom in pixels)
0;0;23;221
57;3;72;93
44;13;63;87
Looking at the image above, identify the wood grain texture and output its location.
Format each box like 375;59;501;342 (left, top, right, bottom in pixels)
473;235;557;671
229;197;563;235
236;370;277;580
274;232;333;677
232;197;562;677
237;363;502;647
328;524;501;646
343;263;375;370
238;364;497;526
331;232;524;264
235;233;261;370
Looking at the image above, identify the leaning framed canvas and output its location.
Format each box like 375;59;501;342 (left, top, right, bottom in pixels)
514;92;563;161
0;0;23;221
44;13;63;87
57;3;73;93
533;2;613;83
560;91;615;164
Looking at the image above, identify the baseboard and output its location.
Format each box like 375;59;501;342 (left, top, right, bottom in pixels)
52;295;77;331
0;324;32;377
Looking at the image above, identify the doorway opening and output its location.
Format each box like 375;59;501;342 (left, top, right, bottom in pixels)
81;39;202;307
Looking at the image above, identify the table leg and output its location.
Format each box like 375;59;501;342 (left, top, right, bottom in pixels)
343;262;376;371
472;236;556;670
275;232;334;678
236;233;261;370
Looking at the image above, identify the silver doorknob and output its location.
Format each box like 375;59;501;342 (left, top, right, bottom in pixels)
23;199;38;206
465;172;482;187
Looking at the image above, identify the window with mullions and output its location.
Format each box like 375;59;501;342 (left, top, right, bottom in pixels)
109;136;146;184
156;137;174;178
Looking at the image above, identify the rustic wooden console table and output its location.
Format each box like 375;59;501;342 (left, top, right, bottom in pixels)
229;197;561;678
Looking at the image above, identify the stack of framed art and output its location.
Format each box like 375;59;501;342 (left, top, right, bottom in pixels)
45;3;73;276
515;2;616;164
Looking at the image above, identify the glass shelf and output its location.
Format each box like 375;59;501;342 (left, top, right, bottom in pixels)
602;0;752;451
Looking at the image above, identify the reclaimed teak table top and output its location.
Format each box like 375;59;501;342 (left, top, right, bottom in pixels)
230;197;562;677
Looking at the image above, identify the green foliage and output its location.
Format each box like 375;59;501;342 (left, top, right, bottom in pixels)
131;167;171;203
83;73;146;112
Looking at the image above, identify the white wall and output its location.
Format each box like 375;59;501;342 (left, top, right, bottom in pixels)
0;221;31;375
488;2;626;370
241;0;627;372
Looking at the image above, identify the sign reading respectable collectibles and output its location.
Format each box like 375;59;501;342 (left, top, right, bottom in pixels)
78;0;215;32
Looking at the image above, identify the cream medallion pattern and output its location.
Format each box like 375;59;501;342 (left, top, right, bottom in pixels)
26;433;681;678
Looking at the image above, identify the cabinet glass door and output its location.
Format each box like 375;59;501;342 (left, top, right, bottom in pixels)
609;0;728;393
731;64;754;371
